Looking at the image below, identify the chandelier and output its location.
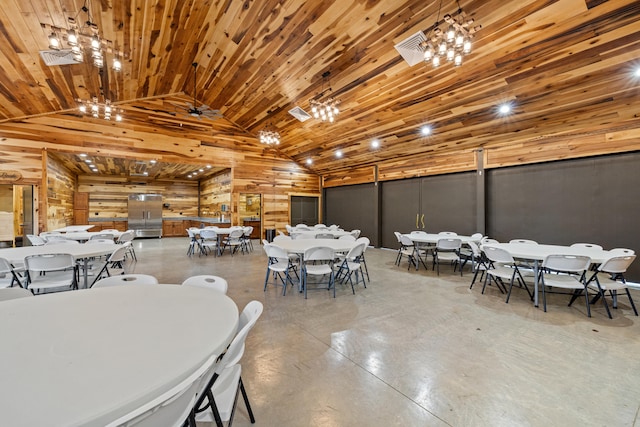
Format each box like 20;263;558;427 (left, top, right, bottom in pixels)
258;127;280;145
43;0;123;70
310;71;340;123
78;97;123;121
421;1;481;68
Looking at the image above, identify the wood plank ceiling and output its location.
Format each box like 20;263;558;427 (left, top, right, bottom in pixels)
0;0;638;178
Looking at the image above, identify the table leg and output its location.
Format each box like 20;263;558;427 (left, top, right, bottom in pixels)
533;260;540;307
83;258;89;289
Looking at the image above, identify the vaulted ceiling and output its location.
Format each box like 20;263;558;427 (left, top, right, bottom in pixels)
0;0;638;177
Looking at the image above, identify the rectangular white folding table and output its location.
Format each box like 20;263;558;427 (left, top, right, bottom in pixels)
0;242;117;289
481;243;613;307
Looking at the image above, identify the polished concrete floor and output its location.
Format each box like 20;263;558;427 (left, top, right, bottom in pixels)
129;237;640;427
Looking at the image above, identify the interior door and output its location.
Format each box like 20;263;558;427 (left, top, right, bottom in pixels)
380;178;420;248
290;196;318;226
420;172;477;235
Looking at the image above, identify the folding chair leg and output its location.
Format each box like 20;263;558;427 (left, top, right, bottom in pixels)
239;377;256;423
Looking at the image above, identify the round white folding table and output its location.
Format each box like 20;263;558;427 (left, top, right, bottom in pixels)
52;225;96;233
288;229;351;238
0;284;239;427
274;238;356;255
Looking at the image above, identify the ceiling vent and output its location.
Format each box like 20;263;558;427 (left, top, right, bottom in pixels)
39;49;81;66
288;106;312;122
394;31;427;66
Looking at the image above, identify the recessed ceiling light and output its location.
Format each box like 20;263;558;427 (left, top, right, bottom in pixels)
371;139;380;149
635;67;640;77
85;159;92;163
498;103;512;115
421;125;432;136
206;165;212;169
187;174;192;178
149;160;157;164
306;158;313;165
143;172;148;176
79;153;87;157
199;168;204;172
335;150;343;158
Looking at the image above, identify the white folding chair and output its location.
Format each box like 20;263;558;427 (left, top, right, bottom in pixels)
433;238;462;276
90;244;129;287
540;254;592;316
302;246;336;298
0;257;23;288
106;353;218;427
182;275;228;294
26;234;46;246
117;230;137;261
24;253;78;294
222;229;245;256
482;246;533;302
199;229;221;257
334;242;367;294
585;255;637;318
89;233;116;241
263;243;298;295
192;301;263;426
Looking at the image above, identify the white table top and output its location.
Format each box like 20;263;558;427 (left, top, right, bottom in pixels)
52;225;95;233
274;238;356;254
0;284;239;427
59;231;124;241
289;229;351;238
0;242;117;265
404;233;479;244
482;242;613;263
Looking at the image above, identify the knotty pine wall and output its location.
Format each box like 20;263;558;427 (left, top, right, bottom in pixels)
45;152;76;231
77;176;199;219
232;155;322;237
323;127;640;187
199;170;231;217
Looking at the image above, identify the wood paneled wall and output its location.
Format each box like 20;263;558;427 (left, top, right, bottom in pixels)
324;126;640;187
45;152;76;231
199;170;231;217
232;154;321;236
0;145;42;185
77;176;199;219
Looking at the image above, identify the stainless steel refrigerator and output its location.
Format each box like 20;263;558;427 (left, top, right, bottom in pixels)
128;194;163;238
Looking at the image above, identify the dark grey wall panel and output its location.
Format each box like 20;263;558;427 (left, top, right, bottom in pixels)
324;183;377;245
420;172;477;236
380;178;420;249
291;196;318;226
487;152;640;280
378;173;477;249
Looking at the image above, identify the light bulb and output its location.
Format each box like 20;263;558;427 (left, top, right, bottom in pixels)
91;36;101;50
48;33;61;50
67;30;78;46
447;26;455;41
463;39;472;53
